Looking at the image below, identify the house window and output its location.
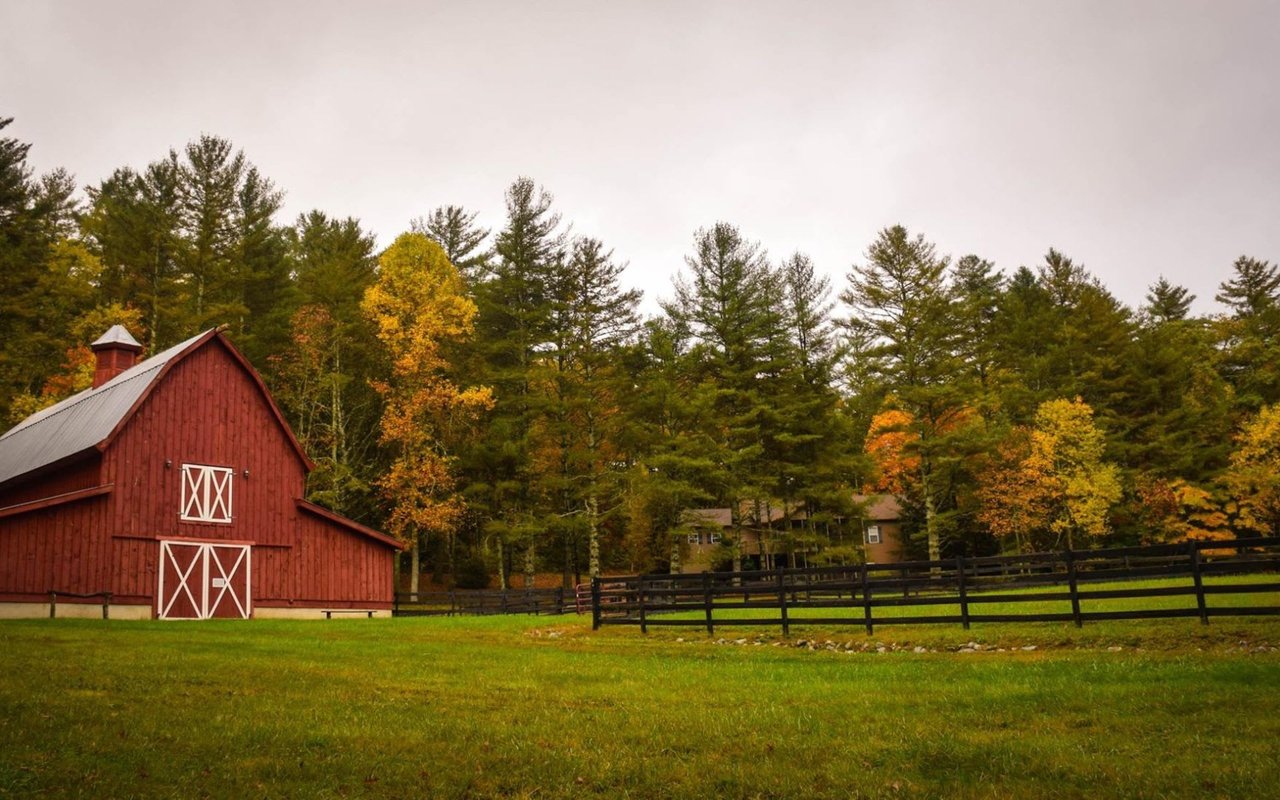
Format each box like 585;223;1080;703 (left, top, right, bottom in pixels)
181;464;234;523
865;525;881;545
708;531;721;544
688;532;701;545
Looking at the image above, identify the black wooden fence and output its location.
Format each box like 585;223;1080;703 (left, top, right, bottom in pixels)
591;538;1280;634
394;587;568;617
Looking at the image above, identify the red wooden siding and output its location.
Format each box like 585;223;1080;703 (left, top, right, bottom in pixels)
0;334;394;613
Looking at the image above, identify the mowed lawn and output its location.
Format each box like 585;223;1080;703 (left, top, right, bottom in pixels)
1;611;1279;799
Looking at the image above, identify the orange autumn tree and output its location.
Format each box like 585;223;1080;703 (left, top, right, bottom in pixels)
361;233;493;595
864;408;920;495
976;426;1052;554
1135;477;1233;545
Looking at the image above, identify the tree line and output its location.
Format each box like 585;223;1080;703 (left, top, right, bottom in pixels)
3;119;1279;589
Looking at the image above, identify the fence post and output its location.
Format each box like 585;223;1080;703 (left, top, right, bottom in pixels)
49;591;56;619
448;590;456;617
638;577;648;635
591;577;601;630
1065;550;1083;628
1190;541;1208;625
556;586;565;616
861;564;874;635
777;563;790;637
956;557;970;631
501;590;509;614
703;572;714;635
394;591;399;617
102;592;111;620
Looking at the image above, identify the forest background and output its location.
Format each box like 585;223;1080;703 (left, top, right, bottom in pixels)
4;117;1280;590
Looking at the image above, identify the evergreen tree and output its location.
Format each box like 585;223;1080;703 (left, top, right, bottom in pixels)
1145;276;1195;322
842;225;966;562
769;253;857;559
0;118;88;423
231;166;294;364
272;212;382;521
552;236;641;579
82;161;184;347
412;205;490;283
467;177;565;587
1215;256;1280;409
664;222;787;567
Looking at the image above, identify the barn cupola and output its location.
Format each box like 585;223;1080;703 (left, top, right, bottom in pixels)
90;325;144;388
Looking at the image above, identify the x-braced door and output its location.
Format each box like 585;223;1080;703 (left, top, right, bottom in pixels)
158;540;252;620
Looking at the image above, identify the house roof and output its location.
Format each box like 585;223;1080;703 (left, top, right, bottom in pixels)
853;494;902;520
686;507;733;527
0;329;312;490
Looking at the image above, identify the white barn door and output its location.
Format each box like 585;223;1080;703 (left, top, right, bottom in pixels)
158;540;252;620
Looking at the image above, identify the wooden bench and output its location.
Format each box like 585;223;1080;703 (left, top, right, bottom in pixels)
322;609;376;619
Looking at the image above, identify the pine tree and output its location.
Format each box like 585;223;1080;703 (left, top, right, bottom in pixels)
556;236;641;578
769;253;857;560
664;222;786;567
178;136;244;331
412;205;490;284
82;161;184;348
231;167;294;364
1144;277;1195;322
468;177;565;587
1215;256;1280;409
272;212;382;520
842;225;966;562
0;118;88;423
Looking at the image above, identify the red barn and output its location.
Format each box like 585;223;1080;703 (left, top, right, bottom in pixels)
0;326;400;620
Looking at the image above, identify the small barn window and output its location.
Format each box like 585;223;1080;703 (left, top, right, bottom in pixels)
865;525;881;545
181;464;234;523
708;531;721;544
687;532;701;545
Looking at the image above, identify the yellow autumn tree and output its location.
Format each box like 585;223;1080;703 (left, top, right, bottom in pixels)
1028;397;1122;549
361;233;493;595
1224;404;1280;537
977;398;1121;552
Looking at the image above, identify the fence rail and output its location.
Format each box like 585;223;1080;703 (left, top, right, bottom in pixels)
48;590;113;619
394;587;568;617
591;538;1280;634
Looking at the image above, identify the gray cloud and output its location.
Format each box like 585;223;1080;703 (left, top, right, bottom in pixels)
3;0;1277;315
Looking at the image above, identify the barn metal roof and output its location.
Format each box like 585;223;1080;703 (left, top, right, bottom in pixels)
0;331;207;488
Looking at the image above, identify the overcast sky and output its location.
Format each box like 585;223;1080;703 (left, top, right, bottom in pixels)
3;0;1278;316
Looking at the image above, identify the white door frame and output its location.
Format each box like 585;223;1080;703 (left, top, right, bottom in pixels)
158;540;252;620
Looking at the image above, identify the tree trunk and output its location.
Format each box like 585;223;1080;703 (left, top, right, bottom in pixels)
496;536;507;590
330;340;345;514
921;464;941;571
409;533;421;601
587;491;601;579
524;539;535;589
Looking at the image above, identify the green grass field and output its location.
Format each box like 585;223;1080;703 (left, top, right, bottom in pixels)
1;602;1278;799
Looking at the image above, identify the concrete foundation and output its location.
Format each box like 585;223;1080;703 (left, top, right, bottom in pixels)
0;602;153;620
